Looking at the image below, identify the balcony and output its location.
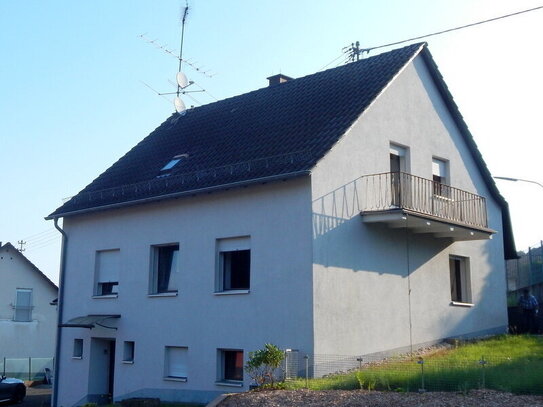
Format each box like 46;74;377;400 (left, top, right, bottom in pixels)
359;172;495;241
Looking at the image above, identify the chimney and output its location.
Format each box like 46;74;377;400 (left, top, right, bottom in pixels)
267;74;293;87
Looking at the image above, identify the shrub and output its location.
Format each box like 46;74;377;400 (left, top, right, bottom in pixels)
245;343;285;387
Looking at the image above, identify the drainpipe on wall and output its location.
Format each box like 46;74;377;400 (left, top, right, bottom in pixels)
52;217;68;407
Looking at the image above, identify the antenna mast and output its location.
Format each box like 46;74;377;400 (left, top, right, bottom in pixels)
177;1;189;98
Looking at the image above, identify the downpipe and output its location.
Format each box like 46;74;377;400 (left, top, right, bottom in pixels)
52;218;67;407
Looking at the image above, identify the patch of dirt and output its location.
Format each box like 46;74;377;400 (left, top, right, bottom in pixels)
217;389;543;407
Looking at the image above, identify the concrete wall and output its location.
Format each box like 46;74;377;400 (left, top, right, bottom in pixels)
310;54;508;356
56;178;314;406
0;244;58;359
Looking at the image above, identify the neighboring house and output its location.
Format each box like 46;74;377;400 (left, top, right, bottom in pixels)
47;43;516;406
0;242;58;360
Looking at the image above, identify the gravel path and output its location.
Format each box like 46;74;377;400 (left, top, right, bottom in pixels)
217;389;543;407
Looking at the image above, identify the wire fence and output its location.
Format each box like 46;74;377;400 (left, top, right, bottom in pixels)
280;351;543;394
507;241;543;292
0;357;54;381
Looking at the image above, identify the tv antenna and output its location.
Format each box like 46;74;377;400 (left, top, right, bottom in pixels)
139;1;215;114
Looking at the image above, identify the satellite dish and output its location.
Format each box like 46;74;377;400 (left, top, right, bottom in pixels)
176;72;189;89
174;97;186;114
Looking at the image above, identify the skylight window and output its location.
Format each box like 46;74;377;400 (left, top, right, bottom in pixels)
160;154;188;172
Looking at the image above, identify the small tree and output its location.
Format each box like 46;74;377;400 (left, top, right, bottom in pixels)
245;343;285;387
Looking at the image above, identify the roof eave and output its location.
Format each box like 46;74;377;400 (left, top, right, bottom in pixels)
46;170;312;220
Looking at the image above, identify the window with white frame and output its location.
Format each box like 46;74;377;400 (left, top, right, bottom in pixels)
449;256;472;304
164;346;187;380
13;289;33;322
217;349;244;383
432;158;449;196
95;249;120;296
216;237;250;292
73;338;83;359
150;244;179;294
123;341;135;363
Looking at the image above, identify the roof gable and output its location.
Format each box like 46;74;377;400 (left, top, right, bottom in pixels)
0;242;58;290
48;43;425;219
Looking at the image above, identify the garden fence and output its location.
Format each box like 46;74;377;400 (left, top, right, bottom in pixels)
0;357;54;381
281;351;543;394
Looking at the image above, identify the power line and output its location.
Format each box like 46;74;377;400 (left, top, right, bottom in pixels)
354;5;543;59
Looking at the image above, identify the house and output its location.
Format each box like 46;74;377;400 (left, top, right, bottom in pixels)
0;242;58;374
47;42;516;406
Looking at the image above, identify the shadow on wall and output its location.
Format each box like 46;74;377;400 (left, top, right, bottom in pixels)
312;178;506;341
312;180;451;276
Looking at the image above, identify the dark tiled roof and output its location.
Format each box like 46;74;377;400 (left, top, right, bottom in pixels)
48;43;425;218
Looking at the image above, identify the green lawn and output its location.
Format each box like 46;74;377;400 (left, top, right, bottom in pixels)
285;335;543;394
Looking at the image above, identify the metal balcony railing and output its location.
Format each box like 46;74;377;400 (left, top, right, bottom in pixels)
360;172;488;229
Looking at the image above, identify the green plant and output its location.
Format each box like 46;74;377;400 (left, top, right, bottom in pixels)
245;343;285;387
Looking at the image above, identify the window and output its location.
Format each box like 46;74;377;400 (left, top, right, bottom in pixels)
432;158;449;196
164;346;188;380
158;154;189;178
217;349;244;383
216;237;250;292
150;244;179;294
13;289;32;322
95;250;120;296
73;339;83;359
449;256;472;304
123;341;135;363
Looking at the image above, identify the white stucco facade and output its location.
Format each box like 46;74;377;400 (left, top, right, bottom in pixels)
56;179;314;406
0;243;58;360
54;53;509;406
310;55;507;357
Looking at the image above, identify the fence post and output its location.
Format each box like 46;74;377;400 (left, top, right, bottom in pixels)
479;356;487;389
3;357;5;376
357;357;363;371
417;357;426;392
29;357;31;381
304;355;309;389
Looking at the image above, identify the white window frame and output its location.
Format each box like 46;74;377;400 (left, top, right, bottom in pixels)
449;255;473;306
150;244;180;295
164;346;188;381
215;237;251;293
73;338;83;359
390;143;409;173
13;288;33;322
94;249;120;297
216;349;244;386
432;157;450;197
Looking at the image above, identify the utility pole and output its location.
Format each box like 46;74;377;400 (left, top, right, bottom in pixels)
17;240;26;252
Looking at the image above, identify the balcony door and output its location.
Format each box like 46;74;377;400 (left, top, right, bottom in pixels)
390;145;407;207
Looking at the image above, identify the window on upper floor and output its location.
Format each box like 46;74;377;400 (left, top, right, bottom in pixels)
95;249;120;296
449;255;472;304
164;346;188;381
432;157;449;197
216;237;250;292
150;244;179;294
390;144;409;207
13;289;33;322
217;349;244;384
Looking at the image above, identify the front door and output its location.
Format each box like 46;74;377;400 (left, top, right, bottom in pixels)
88;338;116;404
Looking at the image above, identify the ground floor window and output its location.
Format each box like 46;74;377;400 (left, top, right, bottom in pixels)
449;255;472;304
123;341;135;363
73;339;83;359
218;349;244;383
164;346;187;380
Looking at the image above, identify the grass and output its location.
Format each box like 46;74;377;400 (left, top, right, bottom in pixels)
285;335;543;394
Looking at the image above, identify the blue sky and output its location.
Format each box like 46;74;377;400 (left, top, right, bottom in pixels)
2;0;542;283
